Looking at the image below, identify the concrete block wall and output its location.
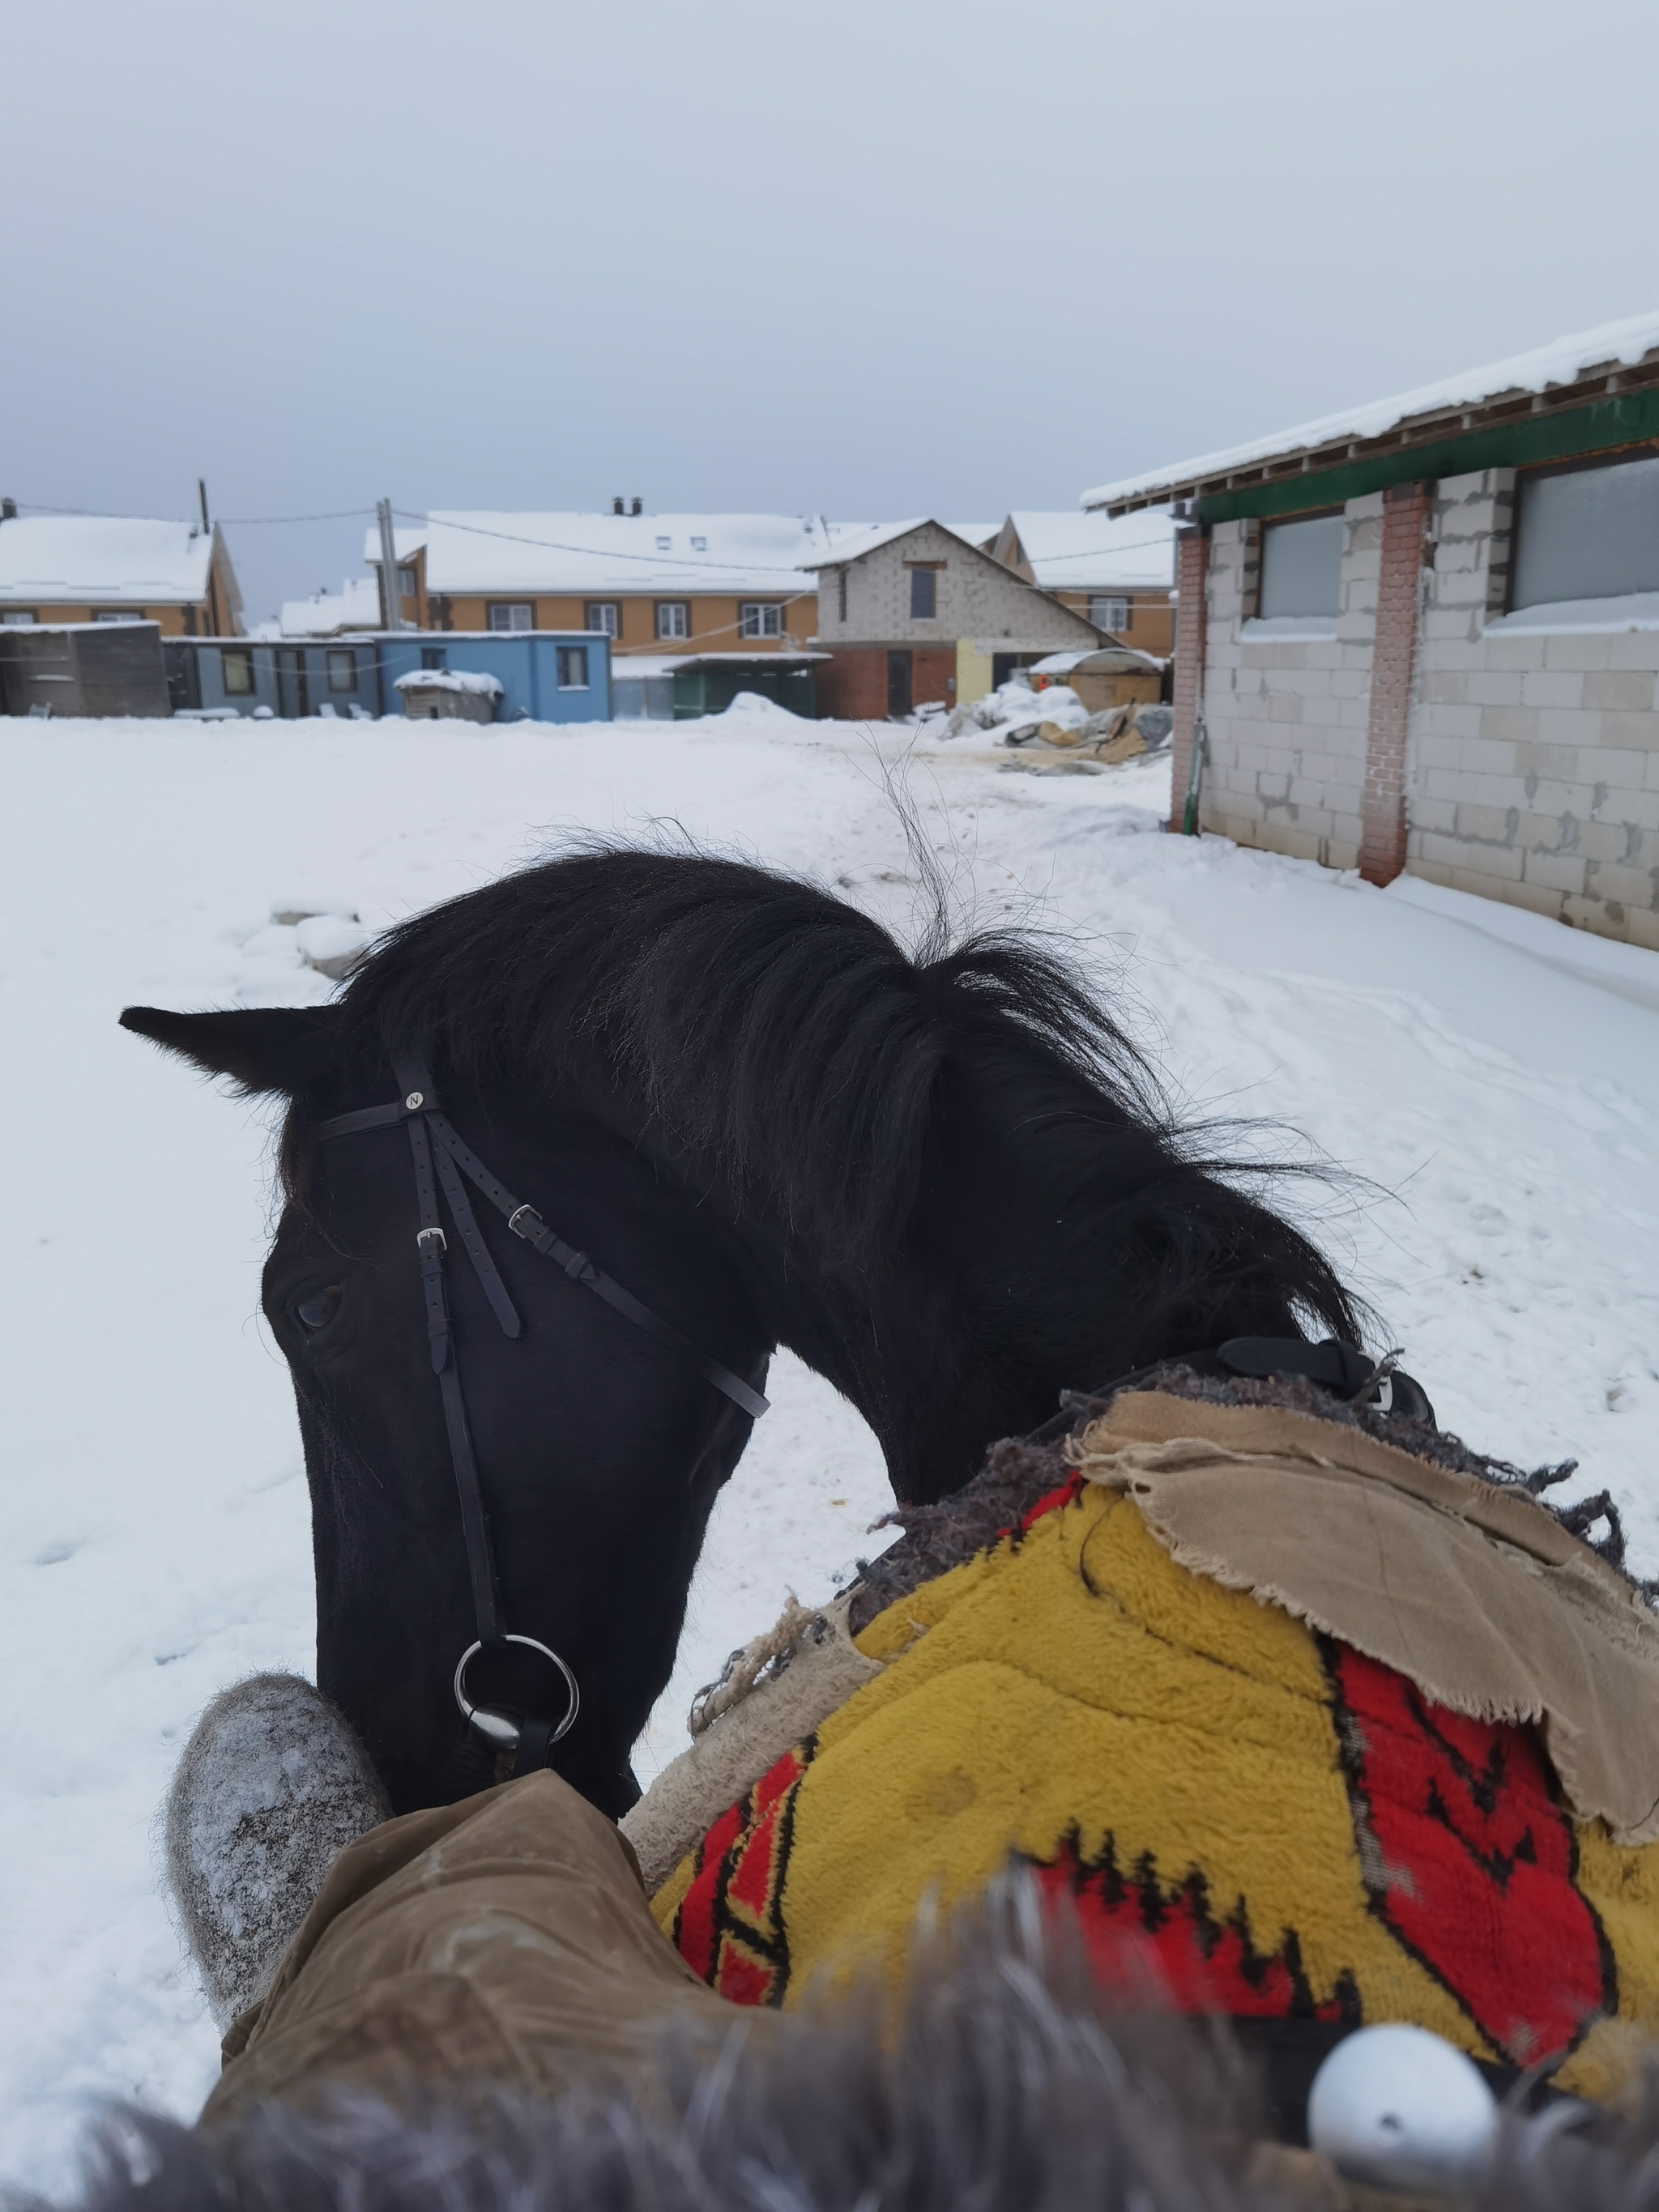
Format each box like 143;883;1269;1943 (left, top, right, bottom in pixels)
1405;469;1659;952
1199;497;1384;870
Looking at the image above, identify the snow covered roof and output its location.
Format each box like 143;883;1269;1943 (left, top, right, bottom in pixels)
807;519;1000;569
1002;510;1175;589
280;578;382;637
386;513;885;596
1084;309;1659;514
0;515;216;604
360;525;429;565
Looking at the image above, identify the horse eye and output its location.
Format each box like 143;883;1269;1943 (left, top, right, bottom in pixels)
293;1286;343;1332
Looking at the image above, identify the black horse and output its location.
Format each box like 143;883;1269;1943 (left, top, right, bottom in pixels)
122;849;1360;1822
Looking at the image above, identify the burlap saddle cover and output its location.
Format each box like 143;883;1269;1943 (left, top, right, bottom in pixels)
624;1393;1659;2099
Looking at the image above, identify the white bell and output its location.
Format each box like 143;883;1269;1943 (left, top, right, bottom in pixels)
1307;2023;1498;2193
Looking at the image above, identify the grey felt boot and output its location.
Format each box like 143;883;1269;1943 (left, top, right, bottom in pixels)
164;1673;392;2029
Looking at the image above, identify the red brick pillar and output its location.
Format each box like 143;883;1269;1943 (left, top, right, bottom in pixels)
1359;482;1430;885
1169;526;1209;832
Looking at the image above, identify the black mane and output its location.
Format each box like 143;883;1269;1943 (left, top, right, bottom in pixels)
319;846;1363;1359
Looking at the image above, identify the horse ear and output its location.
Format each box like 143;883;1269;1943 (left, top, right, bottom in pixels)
119;1004;342;1097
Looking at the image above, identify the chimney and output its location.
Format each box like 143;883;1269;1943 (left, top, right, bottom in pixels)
0;497;15;521
630;496;642;516
612;497;625;515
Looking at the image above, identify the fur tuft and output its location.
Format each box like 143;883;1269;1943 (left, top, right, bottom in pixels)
38;1885;1277;2212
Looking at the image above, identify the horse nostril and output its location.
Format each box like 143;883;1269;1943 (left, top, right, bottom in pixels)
294;1286;343;1332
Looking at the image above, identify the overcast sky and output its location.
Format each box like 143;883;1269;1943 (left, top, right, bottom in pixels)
5;0;1657;621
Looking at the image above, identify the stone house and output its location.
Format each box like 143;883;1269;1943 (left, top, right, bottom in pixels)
809;519;1102;719
1085;311;1659;951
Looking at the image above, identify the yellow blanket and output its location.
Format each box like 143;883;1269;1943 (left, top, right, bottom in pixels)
650;1469;1659;2097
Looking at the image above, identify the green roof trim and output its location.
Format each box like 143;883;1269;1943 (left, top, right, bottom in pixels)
1193;386;1659;525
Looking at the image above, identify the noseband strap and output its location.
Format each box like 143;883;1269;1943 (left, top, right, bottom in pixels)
314;1055;768;1774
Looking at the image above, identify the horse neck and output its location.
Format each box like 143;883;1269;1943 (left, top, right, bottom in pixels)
775;1052;1303;1507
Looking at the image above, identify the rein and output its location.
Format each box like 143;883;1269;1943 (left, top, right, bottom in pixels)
316;1055;768;1776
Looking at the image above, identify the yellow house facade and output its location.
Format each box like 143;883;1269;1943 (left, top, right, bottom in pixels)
367;514;864;654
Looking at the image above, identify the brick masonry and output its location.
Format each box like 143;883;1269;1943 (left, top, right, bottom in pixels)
1185;467;1659;949
1168;529;1208;830
1359;482;1430;884
1196;497;1380;871
1405;468;1659;952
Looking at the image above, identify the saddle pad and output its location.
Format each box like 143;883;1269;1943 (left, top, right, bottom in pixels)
649;1474;1659;2099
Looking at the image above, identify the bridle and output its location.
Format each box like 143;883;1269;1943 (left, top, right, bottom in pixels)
316;1054;769;1777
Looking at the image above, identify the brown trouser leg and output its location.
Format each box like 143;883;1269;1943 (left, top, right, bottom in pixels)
203;1769;744;2127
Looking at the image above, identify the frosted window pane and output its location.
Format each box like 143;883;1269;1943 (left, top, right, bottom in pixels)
1512;455;1659;608
1259;514;1344;619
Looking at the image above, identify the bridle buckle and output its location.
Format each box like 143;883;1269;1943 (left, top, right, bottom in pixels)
416;1225;447;1253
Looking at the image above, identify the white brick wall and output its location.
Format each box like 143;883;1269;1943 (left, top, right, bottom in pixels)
1200;496;1384;871
1195;470;1659;950
814;522;1094;650
1407;469;1659;953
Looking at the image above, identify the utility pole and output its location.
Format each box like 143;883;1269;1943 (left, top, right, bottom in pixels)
377;497;405;630
197;479;211;534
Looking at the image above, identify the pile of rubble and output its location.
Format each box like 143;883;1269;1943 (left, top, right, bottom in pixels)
943;680;1172;763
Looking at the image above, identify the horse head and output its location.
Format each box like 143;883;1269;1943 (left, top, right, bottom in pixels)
124;846;1363;1818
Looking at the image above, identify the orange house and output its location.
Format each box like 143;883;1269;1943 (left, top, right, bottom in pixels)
0;510;244;636
366;512;851;652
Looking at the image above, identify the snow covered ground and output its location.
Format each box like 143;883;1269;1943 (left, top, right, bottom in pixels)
3;706;1657;2182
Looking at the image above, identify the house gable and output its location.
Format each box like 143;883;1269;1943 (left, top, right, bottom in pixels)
813;521;1098;649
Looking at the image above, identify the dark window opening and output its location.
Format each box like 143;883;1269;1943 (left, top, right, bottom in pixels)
221;648;254;696
557;646;589;689
420;646;446;670
909;567;937;620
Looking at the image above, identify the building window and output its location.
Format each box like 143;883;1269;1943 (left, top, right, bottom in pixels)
487;603;534;632
93;608;147;623
1089;595;1132;631
1512;452;1659;610
585;602;620;637
655;535;672;552
838;569;847;623
1;609;38;625
1259;513;1344;619
420;646;446;670
690;535;707;552
221;648;254;696
656;601;689;640
557;646;589;689
739;602;783;639
397;565;418;601
326;649;357;693
909;567;937;620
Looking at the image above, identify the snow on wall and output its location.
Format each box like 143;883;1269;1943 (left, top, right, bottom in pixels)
1085;309;1659;510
